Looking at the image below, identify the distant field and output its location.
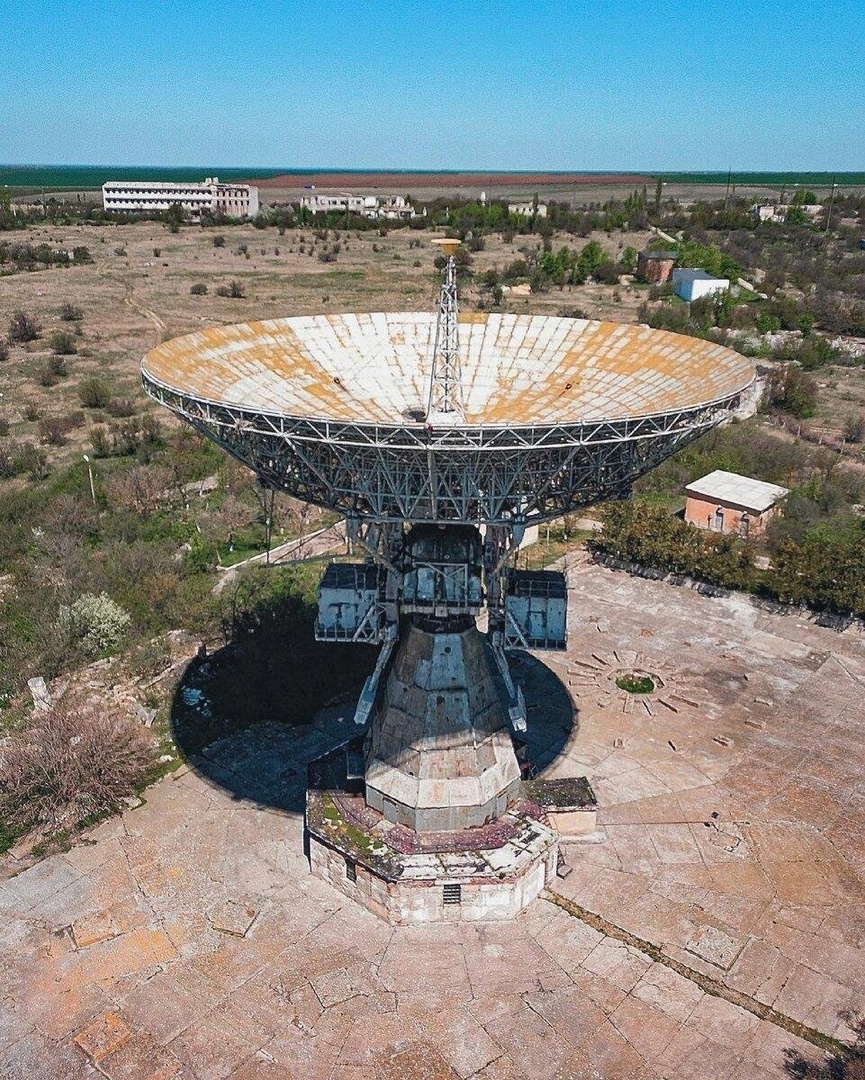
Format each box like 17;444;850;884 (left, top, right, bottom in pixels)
5;165;865;196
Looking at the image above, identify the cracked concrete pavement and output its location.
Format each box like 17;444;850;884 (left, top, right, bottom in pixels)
1;560;863;1079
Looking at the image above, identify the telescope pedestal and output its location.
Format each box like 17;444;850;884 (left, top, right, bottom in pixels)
305;618;561;924
364;618;521;833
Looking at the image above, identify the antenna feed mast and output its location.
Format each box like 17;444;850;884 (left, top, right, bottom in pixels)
427;238;464;424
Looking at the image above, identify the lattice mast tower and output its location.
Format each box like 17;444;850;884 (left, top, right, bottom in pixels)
426;238;464;420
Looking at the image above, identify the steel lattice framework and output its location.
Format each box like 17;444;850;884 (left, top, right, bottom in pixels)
427;245;463;418
141;370;746;526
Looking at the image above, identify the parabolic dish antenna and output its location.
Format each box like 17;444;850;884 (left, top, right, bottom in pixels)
143;244;755;922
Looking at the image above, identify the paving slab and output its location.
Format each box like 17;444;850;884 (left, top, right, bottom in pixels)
1;562;863;1079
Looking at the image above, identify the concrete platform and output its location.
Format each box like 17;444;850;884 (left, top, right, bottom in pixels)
1;559;864;1078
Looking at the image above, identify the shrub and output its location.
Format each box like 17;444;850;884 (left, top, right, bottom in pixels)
0;342;8;362
114;246;127;256
190;282;207;295
72;246;93;264
766;365;818;418
89;425;111;457
62;591;132;656
10;441;47;480
48;354;69;377
8;310;41;343
0;696;153;832
78;376;111;408
843;413;865;443
105;397;136;418
153;248;161;258
50;330;77;355
59;302;83;322
216;280;245;298
36;365;59;388
212;235;225;248
0;417;9;437
23;403;41;422
38;416;69;445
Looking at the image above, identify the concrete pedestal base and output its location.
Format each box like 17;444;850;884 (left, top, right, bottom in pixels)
306;788;558;924
365;619;521;833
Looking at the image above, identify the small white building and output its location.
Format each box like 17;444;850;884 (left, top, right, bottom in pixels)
672;268;729;302
299;193;415;220
102;178;259;218
752;203;823;224
508;202;548;218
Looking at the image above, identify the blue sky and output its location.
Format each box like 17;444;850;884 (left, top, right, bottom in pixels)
1;0;862;170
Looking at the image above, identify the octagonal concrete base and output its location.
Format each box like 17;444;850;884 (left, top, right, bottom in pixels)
306;788;558;924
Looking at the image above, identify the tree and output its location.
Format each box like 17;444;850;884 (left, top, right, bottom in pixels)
766;365;818;418
164;203;183;233
618;246;638;274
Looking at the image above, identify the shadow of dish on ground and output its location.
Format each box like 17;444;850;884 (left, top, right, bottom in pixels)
169;607;576;817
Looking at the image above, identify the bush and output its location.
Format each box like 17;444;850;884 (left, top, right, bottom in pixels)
0;696;153;832
47;354;69;377
36;355;70;386
843;413;865;443
59;302;83;322
105;397;136;418
212;235;225;248
766;365;818;418
78;376;111;408
89;425;111;457
216;280;245;298
50;330;77;355
62;591;132;656
190;282;208;295
38;416;70;445
8;310;41;343
0;342;8;362
35;366;59;388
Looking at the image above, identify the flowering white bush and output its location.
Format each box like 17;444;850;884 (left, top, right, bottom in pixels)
62;592;132;656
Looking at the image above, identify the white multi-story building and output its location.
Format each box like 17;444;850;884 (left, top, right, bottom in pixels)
102;177;259;218
299;192;416;220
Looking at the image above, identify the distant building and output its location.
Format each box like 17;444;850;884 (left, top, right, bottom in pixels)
672;269;729;302
102;178;259;218
684;470;789;538
507;202;548;218
751;203;823;224
299;193;416;220
637;249;678;284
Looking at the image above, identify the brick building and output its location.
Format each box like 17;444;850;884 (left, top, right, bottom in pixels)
684;470;788;538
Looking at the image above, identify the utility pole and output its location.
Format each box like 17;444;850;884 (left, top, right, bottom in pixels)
82;454;96;506
824;176;837;234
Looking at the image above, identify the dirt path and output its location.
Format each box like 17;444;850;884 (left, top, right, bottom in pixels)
123;281;167;345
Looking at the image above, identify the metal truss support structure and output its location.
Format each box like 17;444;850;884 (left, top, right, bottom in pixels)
142;373;747;529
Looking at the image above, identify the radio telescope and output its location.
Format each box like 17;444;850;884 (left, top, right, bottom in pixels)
142;242;754;921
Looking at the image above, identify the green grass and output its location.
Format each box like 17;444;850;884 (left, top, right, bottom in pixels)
616;673;655;694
